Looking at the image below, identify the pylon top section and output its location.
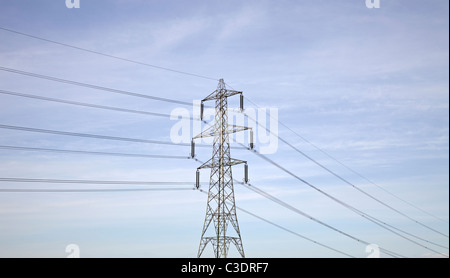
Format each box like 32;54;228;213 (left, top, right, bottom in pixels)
202;79;242;102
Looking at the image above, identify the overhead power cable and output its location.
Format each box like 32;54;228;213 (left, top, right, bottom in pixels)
0;66;193;106
5;66;440;238
240;181;448;252
275;132;448;238
1;24;443;227
243;96;448;225
196;189;355;258
0;89;180;119
0;124;246;150
0;188;194;193
0;177;197;186
0;124;188;146
2;80;441;238
238;184;404;258
277;132;448;238
0;89;216;121
2;85;444;242
195;159;403;258
0;145;190;160
238;98;448;239
224;81;447;231
1;95;441;252
0;26;219;81
246;148;448;256
2;26;446;252
0;177;197;193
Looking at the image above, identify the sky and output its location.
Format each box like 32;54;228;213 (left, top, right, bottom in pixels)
0;0;448;258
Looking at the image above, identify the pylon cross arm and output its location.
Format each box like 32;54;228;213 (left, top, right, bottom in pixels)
193;125;251;140
202;90;242;102
197;158;247;169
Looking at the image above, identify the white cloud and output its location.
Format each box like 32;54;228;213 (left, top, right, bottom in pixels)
216;4;267;41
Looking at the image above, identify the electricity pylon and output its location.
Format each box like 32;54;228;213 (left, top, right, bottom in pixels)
192;79;252;258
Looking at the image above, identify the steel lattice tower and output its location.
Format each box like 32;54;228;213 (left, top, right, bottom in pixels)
193;79;252;258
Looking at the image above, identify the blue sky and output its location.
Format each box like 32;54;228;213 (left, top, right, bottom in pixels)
0;0;448;257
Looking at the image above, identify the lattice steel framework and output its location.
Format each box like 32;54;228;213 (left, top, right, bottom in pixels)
193;79;251;258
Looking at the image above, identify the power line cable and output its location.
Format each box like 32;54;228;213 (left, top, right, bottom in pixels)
246;148;448;256
0;176;353;256
242;96;448;225
0;177;197;186
2;95;439;251
0;124;246;150
0;124;188;146
2;83;442;239
0;177;197;192
238;184;404;258
225;81;447;228
1;87;444;241
238;97;449;238
5;25;441;256
0;188;194;193
2;28;442;253
5;79;439;239
0;89;180;119
0;145;190;160
196;139;449;258
6;65;436;237
2;25;443;227
0;66;193;106
4;66;435;234
0;26;219;81
196;188;355;258
0;89;217;122
240;181;448;252
275;132;448;238
195;159;403;258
